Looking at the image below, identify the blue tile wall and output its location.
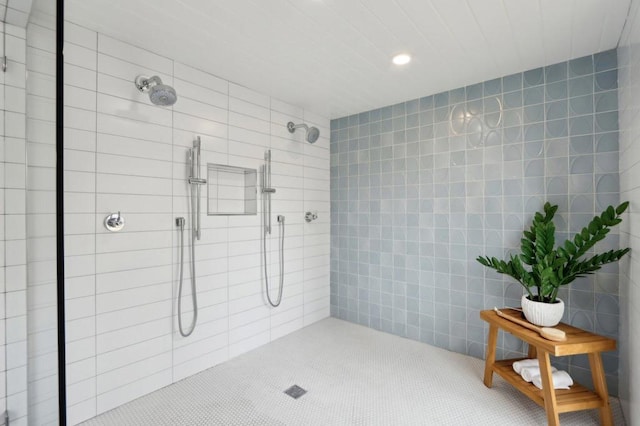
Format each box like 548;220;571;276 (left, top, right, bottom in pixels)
330;50;620;393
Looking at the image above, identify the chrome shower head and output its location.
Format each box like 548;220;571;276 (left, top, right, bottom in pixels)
135;75;177;106
287;121;320;144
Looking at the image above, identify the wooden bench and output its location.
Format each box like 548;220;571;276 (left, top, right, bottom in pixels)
480;308;616;425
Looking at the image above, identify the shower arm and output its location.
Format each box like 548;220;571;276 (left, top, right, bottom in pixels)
287;122;308;133
140;75;161;90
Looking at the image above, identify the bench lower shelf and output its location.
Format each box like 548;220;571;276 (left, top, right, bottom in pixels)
493;359;605;413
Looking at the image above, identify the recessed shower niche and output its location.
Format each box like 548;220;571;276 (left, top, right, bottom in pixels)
207;163;258;215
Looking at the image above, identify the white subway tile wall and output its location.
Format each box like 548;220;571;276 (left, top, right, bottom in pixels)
60;21;329;425
617;0;640;422
1;21;29;426
330;51;622;395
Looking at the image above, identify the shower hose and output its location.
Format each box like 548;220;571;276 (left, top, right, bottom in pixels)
176;207;198;337
264;215;285;307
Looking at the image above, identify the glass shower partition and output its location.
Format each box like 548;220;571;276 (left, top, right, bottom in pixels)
22;0;61;424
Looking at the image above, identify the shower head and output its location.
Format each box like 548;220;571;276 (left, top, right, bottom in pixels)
135;75;177;106
287;121;320;144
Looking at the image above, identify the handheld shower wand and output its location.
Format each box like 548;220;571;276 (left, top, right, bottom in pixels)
176;136;207;337
261;150;285;307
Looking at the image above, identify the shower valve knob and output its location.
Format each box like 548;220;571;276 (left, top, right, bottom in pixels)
105;212;125;232
305;211;318;222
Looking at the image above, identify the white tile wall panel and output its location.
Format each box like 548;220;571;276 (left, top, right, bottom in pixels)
229;97;270;121
66;358;96;386
175;97;228;124
172;323;227;361
64;254;95;278
229;83;269;107
97;193;172;214
97;93;172;126
27;143;54;167
67;377;95;407
63;169;94;192
98;352;171;395
64;128;96;152
172;79;227;109
271;317;304;340
173;62;228;94
27;53;55;84
67;399;96;426
55;22;330;424
173;112;227;138
271;98;304;118
96;302;170;335
96;335;171;376
96;231;171;254
228;126;270;147
96;265;171;293
96;370;172;414
66;336;95;365
3;61;25;89
64;21;96;49
97;133;172;161
65;64;96;91
97;113;171;144
228;331;270;358
98;34;172;75
65;297;95;321
95;283;172;314
65;317;95;343
97;319;170;354
64;43;97;71
172;347;227;382
65;275;95;299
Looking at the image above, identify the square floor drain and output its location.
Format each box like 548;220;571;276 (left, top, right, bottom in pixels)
284;385;307;399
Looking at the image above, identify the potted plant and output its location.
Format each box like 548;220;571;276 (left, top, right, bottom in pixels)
476;202;630;326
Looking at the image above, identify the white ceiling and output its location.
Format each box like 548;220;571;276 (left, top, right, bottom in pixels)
65;0;631;119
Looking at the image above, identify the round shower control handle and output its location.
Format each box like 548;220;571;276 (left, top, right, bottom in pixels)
105;212;125;232
305;211;318;222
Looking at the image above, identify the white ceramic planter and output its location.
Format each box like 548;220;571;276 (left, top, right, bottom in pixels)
521;294;565;327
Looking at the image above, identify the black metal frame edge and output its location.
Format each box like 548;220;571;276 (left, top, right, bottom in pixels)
56;0;67;424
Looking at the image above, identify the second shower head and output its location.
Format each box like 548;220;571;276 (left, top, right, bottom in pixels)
287;121;320;144
135;75;178;106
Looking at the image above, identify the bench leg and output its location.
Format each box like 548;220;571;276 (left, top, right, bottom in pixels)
527;343;537;359
537;350;560;426
588;352;613;426
483;324;498;387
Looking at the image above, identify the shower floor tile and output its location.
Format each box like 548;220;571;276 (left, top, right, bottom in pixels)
81;317;625;425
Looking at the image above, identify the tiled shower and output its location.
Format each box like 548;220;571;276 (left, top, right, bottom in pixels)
58;22;330;425
1;0;640;425
330;51;621;392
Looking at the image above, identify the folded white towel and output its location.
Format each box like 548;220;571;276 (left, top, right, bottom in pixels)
521;366;557;382
532;370;574;390
512;359;539;374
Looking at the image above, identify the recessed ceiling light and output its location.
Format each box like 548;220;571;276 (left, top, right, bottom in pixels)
392;54;411;65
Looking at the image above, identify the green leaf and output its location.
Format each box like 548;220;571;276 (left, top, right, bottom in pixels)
616;201;629;215
564;240;576;255
581;228;590;241
606;206;615;220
